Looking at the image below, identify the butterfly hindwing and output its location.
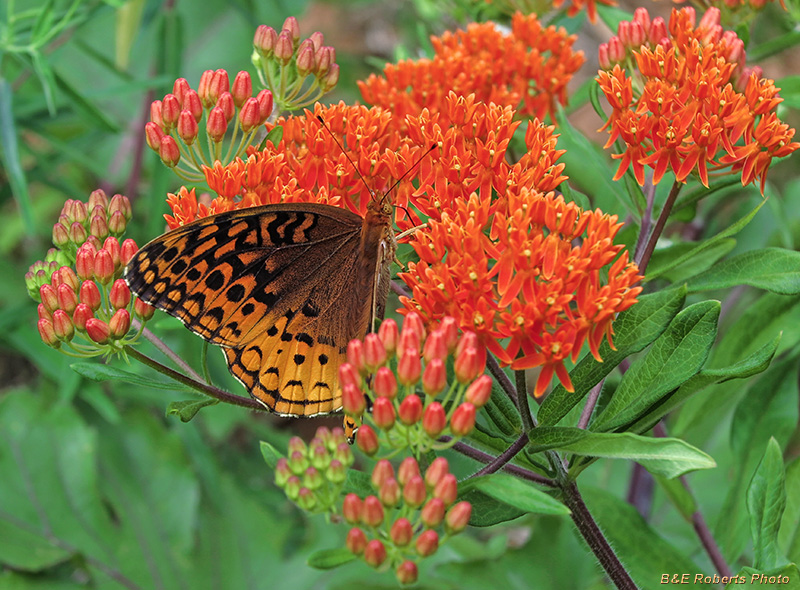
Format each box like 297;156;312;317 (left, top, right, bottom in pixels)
125;202;383;416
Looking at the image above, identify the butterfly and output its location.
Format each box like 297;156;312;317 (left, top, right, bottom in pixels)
124;197;396;432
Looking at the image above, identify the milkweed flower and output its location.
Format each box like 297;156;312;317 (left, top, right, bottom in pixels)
359;12;584;126
596;7;798;192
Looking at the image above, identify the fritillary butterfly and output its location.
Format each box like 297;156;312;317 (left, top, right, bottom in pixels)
124;198;395;422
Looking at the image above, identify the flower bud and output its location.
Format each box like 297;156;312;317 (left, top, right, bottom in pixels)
391;518;413;547
339;361;361;389
288;435;307;455
433;473;458;507
302;466;323;491
216;92;235;123
648;16;668;45
206;107;228;143
120;239;139;266
598;43;611;70
85;318;111;344
315;46;334;76
309;442;330;470
398;394;423;426
608;36;625;65
445;501;472;533
52;222;70;248
75;247;95;281
52;309;75;342
231;71;252;108
295;39;316;76
149;100;163;128
398;326;421;357
363;539;387;568
79;280;102;311
38;318;60;348
274;457;292;487
422;358;446;396
254;25;277;56
465;374;492;407
134;297;156;321
109;279;131;310
450;402;476;437
88;189;108;210
403;475;426;508
373;367;398;399
423;329;448;361
346;339;364;373
318;63;339;91
356;424;379;456
379;477;400;507
326;458;346;484
238;98;262;134
172;78;190;104
397;348;421;386
378;319;398;355
161;94;180;129
93;249;115;285
256;89;273;121
56;283;78;314
454;346;483;384
372;397;395;430
159;136;181;168
361;495;384;527
397;457;420;486
420;498;445;528
422;402;446;438
109;309;131;339
108;211;127;235
209;69;230;104
39;283;59;313
184;90;203;122
177;110;199;144
396;561;418;585
284;475;301;501
415;529;439;557
371;459;395;490
334;441;354;467
342;383;366;416
425;457;450;489
72;303;94;331
37;303;52;322
342;493;363;524
346;527;367;555
274;31;294;65
363;333;387;371
69;221;88;245
296;487;316;511
281;16;299;43
145;121;164;151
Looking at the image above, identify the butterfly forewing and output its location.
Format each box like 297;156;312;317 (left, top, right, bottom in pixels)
125;202;388;416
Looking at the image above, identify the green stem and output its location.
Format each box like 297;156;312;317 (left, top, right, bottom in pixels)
635;180;682;275
124;345;264;411
515;369;534;431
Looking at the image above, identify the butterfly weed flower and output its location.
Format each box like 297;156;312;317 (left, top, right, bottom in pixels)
341;456;471;584
596;6;798;192
26;191;155;358
359;13;584;126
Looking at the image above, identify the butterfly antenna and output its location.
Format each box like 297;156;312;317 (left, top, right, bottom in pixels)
316;115;376;197
383;142;437;198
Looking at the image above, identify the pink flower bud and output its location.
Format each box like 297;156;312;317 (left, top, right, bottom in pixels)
425;457;449;488
433;473;458;507
88;190;108;210
454;346;483;384
649;16;668;45
103;237;121;267
108;211;127;235
315;46;334;76
633;7;650;31
120;239;138;266
109;309;131;339
403;312;426;342
390;518;413;547
361;495;384;527
403;475;426;508
379;477;400;507
339;361;362;389
205;107;228;143
295;39;316;76
398;394;423;425
216;92;235;123
356;424;379;456
302;466;323;491
56;283;78;314
397;348;421;385
231;71;252;108
37;304;52;322
159;136;181;168
346;339;364;373
363;539;387;568
281;16;300;42
93;249;115;285
450;402;476;437
617;21;632;48
318;63;339;91
420;498;445;528
297;487;316;511
69;221;87;245
149;100;163;128
346;527;367;555
254;25;277;56
52;222;70;248
397;457;420;486
38;318;59;348
161;94;180;129
422;358;446;396
371;459;395;490
372;397;396;430
39;283;59;313
52;309;74;342
85;318;111;344
378;319;398;355
422;329;447;362
80;280;102;310
308;31;324;51
109;279;131;309
608;37;625;65
373;367;398;399
274;457;292;487
134;298;156;321
415;529;439;556
144;121;164;151
184;90;203;122
172;78;190;105
342;493;363;524
209;69;229;104
342;383;366;416
422;402;446;438
72;303;94;331
54;266;80;292
445;501;472;533
398;325;421;356
275;31;294;65
256;89;273;121
465;374;492;407
108;193;131;220
363;333;386;371
396;561;418;585
238;98;262;134
177;110;199;144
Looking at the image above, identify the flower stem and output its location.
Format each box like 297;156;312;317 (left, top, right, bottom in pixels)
124;345;264;411
515;369;535;431
635;180;682;274
445;437;556;487
470;433;530;477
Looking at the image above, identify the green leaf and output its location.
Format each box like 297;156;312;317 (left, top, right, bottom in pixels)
747;438;788;570
0;520;73;571
259;440;283;470
166;398;219;422
583;486;702;587
466;473;569;516
54;70;119;133
526;428;715;478
596;3;633;31
648;238;736;285
0;78;34;234
342;466;373;497
31;52;57;115
458;488;528;527
306;548;356;570
592;300;720;433
779;457;800;564
71;361;193;391
480;376;522;438
687;248;800;294
645;199;766;281
730;564;800;589
628;336;780;434
539;286;687;426
654;474;697;520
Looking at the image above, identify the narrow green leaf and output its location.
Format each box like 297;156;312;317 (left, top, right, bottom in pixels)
645;199;766;281
0;79;34;234
687;248;800;294
648;238;736;285
306;548;356;570
114;0;146;70
259;441;283;470
467;473;569;516
654;474;697;520
342;467;373;497
458;488;528;526
527;428;715;478
747;438;788;570
596;4;633;31
0;520;72;571
592;300;720;433
71;361;193;391
54;71;119;133
539;286;687;426
30;52;57;115
779;457;800;564
166;398;219;422
481;377;522;438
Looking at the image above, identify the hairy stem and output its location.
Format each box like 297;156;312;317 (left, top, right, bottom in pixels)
515;369;535;431
471;433;530;477
446;437;556;487
635;180;682;274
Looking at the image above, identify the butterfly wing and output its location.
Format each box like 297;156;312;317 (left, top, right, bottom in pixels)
125;202;379;416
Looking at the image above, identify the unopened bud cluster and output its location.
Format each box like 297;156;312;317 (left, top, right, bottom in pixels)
252;17;339;112
25;191;154;356
343;457;471;585
274;427;354;513
146;67;274;181
341;313;491;456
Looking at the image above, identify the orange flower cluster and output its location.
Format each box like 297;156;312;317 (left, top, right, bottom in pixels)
398;94;642;397
163;102;426;228
358;12;584;126
597;7;798;192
